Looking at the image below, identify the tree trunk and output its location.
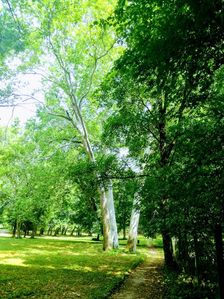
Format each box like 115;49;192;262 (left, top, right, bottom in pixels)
77;119;119;250
30;226;36;239
214;224;224;299
158;94;176;268
106;180;119;248
193;233;201;284
39;228;44;235
99;181;119;250
126;194;140;253
123;225;126;240
12;222;16;237
177;231;189;271
70;227;75;236
54;226;61;236
16;220;21;239
162;230;176;269
66;102;119;250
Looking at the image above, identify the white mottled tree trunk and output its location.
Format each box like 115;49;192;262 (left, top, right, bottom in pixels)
126;194;140;253
105;179;119;249
76;118;119;250
99;183;119;250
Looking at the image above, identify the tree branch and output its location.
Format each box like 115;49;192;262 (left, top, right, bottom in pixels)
78;40;116;108
47;112;72;122
105;173;152;180
4;0;23;35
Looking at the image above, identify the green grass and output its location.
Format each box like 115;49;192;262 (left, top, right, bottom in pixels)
0;236;147;299
118;235;163;248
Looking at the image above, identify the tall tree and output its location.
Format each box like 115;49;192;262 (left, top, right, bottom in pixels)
102;0;224;266
13;0;123;249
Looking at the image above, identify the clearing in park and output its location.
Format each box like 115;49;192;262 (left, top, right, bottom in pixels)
0;236;164;299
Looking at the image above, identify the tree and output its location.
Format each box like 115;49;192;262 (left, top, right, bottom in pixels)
0;118;74;238
102;0;224;267
10;0;125;250
113;179;135;240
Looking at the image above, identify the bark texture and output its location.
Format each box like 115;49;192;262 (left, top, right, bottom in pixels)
126;194;140;253
162;230;176;269
77;118;119;250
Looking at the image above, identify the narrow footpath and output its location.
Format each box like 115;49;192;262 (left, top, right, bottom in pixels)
110;249;164;299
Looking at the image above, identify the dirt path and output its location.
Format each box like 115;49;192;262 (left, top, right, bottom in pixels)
110;249;164;299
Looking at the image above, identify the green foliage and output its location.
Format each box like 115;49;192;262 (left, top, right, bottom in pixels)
0;1;25;60
100;0;224;296
164;270;217;299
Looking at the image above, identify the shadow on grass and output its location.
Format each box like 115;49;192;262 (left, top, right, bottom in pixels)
0;264;126;299
0;236;144;299
0;236;103;252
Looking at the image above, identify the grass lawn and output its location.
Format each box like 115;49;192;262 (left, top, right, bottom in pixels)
0;236;152;299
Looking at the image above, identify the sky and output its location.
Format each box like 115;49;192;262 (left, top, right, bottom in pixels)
0;73;43;127
0;104;37;126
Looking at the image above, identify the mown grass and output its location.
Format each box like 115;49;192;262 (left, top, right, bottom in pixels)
0;236;150;299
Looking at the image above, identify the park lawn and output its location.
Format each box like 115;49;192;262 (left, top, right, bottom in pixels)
0;236;145;299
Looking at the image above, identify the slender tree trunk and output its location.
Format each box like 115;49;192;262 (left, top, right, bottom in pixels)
100;187;110;250
177;231;189;271
31;225;36;239
126;194;140;253
99;182;119;250
162;230;176;269
12;222;16;237
54;226;61;236
16;220;21;239
48;227;52;235
76;118;119;250
158;94;176;268
214;224;224;299
123;225;126;240
31;230;35;239
70;227;75;236
105;180;119;249
193;233;201;284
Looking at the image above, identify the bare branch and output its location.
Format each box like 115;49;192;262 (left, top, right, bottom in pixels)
47;112;72;122
78;40;116;108
0;93;43;107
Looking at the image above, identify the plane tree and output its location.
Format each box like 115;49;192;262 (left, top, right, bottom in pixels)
10;0;125;250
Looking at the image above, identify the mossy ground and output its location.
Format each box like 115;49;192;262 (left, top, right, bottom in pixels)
0;236;158;299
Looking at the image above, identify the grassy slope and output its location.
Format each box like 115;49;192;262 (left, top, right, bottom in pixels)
0;236;153;299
